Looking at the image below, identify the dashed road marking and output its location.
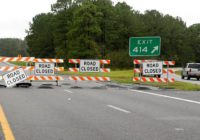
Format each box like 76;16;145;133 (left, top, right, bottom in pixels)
0;105;15;140
107;105;131;114
64;90;73;93
175;128;184;131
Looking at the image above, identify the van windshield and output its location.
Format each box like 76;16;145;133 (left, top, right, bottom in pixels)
188;64;200;68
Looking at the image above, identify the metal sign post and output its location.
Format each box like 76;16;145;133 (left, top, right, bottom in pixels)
167;64;169;85
55;62;58;86
139;63;142;86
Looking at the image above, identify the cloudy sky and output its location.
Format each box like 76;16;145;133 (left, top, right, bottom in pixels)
114;0;200;26
0;0;199;39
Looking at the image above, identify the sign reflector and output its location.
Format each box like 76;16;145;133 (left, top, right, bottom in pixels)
3;68;27;87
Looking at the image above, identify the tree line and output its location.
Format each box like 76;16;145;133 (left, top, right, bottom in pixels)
0;38;28;57
25;0;200;68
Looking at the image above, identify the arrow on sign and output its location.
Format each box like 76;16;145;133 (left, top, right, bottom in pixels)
151;46;159;54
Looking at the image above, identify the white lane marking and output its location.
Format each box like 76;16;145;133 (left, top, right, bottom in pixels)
64;90;73;93
107;105;131;114
130;89;200;105
68;98;71;101
175;128;184;131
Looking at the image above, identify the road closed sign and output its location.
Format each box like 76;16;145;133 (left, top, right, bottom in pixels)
142;61;163;75
3;68;27;87
80;60;100;72
35;63;55;75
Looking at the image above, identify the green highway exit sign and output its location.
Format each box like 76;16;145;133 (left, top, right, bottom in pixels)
129;36;161;56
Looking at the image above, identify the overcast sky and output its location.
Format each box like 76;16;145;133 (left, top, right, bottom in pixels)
0;0;199;39
114;0;200;26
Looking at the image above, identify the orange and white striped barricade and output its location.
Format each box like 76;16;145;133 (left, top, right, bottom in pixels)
0;57;36;87
0;66;64;72
28;75;64;81
0;57;35;83
133;59;175;83
0;57;35;62
163;61;175;83
133;68;175;74
133;77;175;83
31;58;64;86
34;58;64;63
0;56;35;76
69;76;110;81
0;66;34;72
133;59;175;66
68;59;111;82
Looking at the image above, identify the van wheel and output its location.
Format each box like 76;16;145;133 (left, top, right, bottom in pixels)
187;76;190;80
197;77;200;81
181;75;184;79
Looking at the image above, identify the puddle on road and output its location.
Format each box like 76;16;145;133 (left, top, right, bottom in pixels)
70;86;83;89
91;86;107;90
38;86;54;89
0;85;6;88
132;86;151;90
130;84;160;90
62;83;71;86
15;83;32;88
105;84;128;89
41;84;53;86
38;84;54;89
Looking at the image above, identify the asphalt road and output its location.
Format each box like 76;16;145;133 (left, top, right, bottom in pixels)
1;63;200;140
0;80;200;140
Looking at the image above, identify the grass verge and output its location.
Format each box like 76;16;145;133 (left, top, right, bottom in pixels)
175;70;182;76
10;62;27;66
5;64;198;91
60;69;200;91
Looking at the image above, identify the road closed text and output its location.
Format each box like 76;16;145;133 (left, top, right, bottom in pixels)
142;62;163;75
3;68;27;87
80;60;100;72
144;68;162;74
35;63;55;75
